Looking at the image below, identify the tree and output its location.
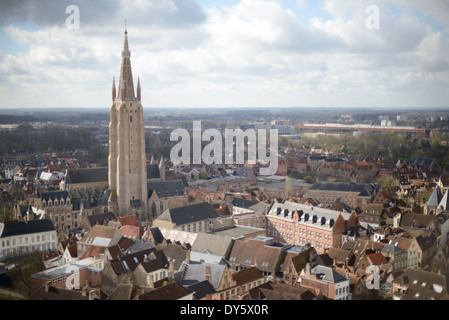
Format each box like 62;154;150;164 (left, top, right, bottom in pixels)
6;249;46;296
199;171;208;180
379;175;394;197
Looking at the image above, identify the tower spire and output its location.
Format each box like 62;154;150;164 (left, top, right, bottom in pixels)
119;28;135;99
137;76;141;101
112;77;116;101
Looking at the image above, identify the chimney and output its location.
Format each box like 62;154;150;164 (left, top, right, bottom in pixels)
204;265;212;283
169;260;175;280
305;263;311;277
44;281;51;292
185;250;191;264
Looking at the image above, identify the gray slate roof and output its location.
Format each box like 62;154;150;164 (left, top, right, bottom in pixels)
182;262;226;289
147;164;160;180
186;280;217;300
309;181;377;197
231;197;259;208
311;265;348;284
65;168;108;184
65;164;159;184
409;157;436;168
427;187;443;207
148;180;185;198
160;202;219;226
0;219;55;238
438;190;449;211
39;191;69;202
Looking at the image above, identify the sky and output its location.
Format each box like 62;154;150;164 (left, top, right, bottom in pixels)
0;0;449;110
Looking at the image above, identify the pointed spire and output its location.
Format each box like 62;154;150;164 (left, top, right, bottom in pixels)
137;76;141;101
112;77;116;101
118;28;135;100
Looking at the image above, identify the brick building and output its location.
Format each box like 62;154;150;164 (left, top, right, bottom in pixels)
306;182;379;208
266;201;358;253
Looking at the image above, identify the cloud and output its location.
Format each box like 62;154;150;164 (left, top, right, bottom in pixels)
0;0;448;109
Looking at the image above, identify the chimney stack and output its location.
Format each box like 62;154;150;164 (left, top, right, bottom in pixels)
44;281;51;292
169;260;175;280
204;265;212;283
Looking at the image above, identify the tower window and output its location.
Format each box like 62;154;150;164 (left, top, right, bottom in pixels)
130;116;132;123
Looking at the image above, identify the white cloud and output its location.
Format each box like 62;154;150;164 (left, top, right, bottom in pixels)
0;0;448;109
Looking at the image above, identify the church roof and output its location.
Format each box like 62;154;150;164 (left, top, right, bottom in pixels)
438;190;449;211
148;180;185;198
39;191;69;202
159;202;219;226
0;219;55;238
65;168;108;184
147;164;160;180
427;187;443;207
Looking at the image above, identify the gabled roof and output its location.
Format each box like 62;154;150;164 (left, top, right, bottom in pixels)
87;212;116;226
438;190;449;211
400;213;435;229
106;283;134;300
140;250;169;273
119;215;139;227
110;248;156;276
28;286;101;300
159;243;188;271
232;267;263;285
0;219;55;238
186;280;217;300
309;182;377;197
158;202;219;226
427;187;443;207
136;283;193;300
409;157;437;168
65;168;108;184
182;262;227;289
39;191;69;202
148;180;185;198
311;265;348;284
367;252;389;265
227;238;283;272
147;163;160;180
394;268;448;300
79;225;120;246
327;247;352;264
231;197;260;208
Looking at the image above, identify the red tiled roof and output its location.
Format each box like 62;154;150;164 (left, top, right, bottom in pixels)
119;215;140;227
367;252;388;266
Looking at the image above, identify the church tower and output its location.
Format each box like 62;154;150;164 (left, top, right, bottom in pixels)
109;29;147;216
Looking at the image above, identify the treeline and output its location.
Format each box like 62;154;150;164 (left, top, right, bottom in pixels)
0;124;98;154
286;130;449;166
0;114;39;124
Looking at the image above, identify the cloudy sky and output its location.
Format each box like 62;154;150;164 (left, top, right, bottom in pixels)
0;0;448;110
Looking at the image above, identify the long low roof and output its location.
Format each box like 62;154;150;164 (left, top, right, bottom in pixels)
267;201;351;230
0;219;55;238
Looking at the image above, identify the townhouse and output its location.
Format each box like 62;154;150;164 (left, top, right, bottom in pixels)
0;219;57;261
266;200;357;253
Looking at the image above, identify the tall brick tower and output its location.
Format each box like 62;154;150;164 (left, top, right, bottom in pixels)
108;29;147;216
